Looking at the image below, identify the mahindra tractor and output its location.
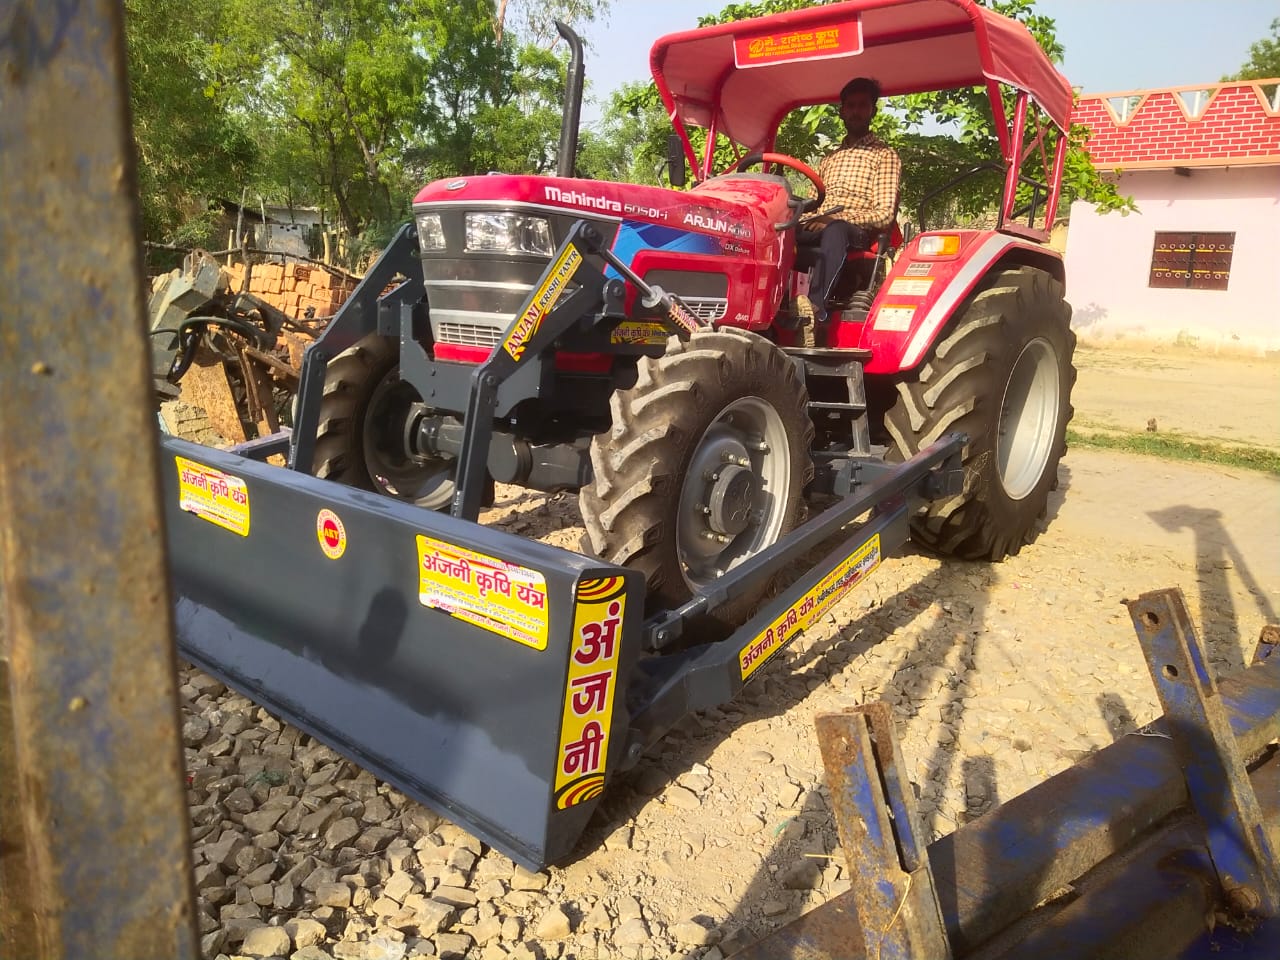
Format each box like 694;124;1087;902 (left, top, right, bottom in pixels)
158;0;1079;867
298;0;1073;602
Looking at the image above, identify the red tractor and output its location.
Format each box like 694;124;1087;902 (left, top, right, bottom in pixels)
160;0;1078;866
290;0;1075;631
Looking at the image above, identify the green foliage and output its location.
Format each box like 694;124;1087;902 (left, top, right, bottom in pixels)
578;82;672;184
884;0;1129;224
696;0;814;25
124;0;257;246
126;0;612;251
500;0;612;48
1226;18;1280;81
1062;125;1134;216
213;0;462;236
474;45;571;174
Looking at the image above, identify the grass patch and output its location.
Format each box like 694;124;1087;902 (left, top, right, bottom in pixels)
1067;428;1280;476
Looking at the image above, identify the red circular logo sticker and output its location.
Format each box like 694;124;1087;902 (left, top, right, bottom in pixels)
316;509;347;560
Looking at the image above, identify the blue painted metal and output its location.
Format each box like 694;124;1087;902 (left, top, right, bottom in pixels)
163;436;646;869
815;704;951;960
1126;588;1280;918
737;598;1280;959
1253;625;1279;666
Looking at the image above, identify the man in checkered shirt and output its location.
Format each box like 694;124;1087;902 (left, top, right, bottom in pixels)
796;77;901;343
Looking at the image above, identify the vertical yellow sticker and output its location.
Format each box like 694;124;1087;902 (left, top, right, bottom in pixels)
175;456;250;536
553;577;626;810
503;245;581;361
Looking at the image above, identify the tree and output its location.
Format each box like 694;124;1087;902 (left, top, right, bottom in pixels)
578;82;672;184
1226;18;1280;81
202;0;588;252
215;0;456;238
123;0;613;255
124;0;257;247
494;0;611;47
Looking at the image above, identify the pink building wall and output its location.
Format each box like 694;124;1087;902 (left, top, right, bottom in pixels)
1064;167;1280;351
1065;80;1280;352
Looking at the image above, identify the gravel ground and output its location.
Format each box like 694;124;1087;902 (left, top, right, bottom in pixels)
183;451;1280;960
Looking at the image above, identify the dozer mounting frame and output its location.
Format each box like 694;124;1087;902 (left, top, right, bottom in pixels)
162;429;961;867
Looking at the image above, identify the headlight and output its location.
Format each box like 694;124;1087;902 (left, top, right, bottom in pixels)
465;212;554;256
415;213;446;251
916;234;961;257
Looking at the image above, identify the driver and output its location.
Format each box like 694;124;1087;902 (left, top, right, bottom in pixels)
796;76;902;343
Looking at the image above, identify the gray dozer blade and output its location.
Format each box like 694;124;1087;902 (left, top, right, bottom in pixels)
162;437;644;869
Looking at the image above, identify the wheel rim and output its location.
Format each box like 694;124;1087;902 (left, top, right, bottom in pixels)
362;371;455;510
676;396;793;589
997;338;1060;501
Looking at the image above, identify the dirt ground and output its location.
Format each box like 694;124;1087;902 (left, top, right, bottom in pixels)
160;342;1280;960
1072;341;1280;449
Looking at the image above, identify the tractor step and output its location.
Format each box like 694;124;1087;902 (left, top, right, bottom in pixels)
787;348;871;456
781;346;872;362
807;400;868;412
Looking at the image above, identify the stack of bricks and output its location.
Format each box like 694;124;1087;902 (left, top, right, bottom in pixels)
223;259;359;320
1073;80;1280;169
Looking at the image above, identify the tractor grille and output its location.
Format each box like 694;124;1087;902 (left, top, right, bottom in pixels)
436;321;503;348
684;297;728;323
431;297;729;348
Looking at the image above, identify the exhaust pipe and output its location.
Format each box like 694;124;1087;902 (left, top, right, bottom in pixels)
555;20;585;178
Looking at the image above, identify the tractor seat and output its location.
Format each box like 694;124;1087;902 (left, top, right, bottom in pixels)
793;221;899;264
792;225;873;267
793;221;902;310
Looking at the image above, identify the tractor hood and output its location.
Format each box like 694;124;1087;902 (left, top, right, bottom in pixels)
413;174;794;248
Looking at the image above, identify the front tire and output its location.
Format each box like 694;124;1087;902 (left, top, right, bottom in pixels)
312;334;456;510
580;329;814;631
884;266;1076;560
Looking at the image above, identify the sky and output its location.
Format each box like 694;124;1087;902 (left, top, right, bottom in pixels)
576;0;1278;126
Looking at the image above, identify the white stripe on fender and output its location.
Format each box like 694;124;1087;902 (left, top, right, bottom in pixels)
900;235;1049;370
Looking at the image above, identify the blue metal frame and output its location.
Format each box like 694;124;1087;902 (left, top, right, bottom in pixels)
1126;589;1280;919
817;704;951;960
738;589;1280;960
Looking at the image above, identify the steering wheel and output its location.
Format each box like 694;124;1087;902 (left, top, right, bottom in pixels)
731;152;825;229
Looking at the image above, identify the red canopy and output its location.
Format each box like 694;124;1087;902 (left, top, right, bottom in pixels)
650;0;1074;153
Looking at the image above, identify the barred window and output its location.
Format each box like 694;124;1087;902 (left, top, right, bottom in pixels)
1149;232;1235;291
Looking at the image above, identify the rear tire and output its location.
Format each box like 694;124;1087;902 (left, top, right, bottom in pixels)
312;334;456;510
884;266;1075;560
580;329;814;632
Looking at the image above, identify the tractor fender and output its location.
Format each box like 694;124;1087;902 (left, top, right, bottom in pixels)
856;230;1065;375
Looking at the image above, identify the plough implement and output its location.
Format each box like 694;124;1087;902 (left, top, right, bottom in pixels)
742;589;1280;960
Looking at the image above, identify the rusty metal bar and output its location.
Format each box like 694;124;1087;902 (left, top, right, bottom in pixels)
816;703;952;960
1126;588;1280;918
739;602;1280;959
1254;624;1280;666
0;2;199;957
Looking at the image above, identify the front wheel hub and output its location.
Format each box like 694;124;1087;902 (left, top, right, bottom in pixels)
708;463;757;535
677;396;792;583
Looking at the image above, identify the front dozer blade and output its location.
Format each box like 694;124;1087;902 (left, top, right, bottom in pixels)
161;437;644;869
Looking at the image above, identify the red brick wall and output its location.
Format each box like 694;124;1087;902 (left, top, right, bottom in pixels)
1072;81;1280;168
